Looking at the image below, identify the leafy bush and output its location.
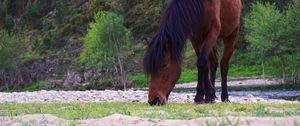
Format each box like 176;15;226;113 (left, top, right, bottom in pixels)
0;31;25;70
3;15;14;31
0;2;7;18
286;0;300;51
22;1;41;25
245;2;286;58
80;11;132;89
81;11;131;68
245;1;300;83
244;2;286;78
285;0;300;83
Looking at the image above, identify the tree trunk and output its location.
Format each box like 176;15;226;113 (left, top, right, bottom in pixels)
279;56;287;83
117;56;126;91
261;60;265;80
0;70;9;90
291;55;296;84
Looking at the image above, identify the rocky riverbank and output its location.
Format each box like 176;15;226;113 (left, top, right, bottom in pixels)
0;89;299;104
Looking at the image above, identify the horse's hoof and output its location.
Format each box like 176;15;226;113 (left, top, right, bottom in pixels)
204;100;215;104
211;99;216;103
194;101;204;105
204;100;213;104
214;95;219;100
222;99;230;103
204;93;215;103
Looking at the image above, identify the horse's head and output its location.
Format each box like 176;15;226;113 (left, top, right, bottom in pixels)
144;41;182;106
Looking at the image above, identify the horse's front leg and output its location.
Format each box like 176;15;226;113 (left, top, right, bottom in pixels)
191;38;205;104
192;28;220;103
220;27;239;102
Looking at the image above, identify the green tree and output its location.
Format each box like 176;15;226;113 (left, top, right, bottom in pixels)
245;2;288;80
80;11;132;89
0;31;23;69
286;0;300;50
286;0;300;83
0;31;26;89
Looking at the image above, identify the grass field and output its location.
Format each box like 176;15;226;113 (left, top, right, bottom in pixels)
1;103;300;120
129;64;274;87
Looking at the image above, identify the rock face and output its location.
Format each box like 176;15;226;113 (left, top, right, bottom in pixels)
0;50;108;90
63;72;84;89
44;80;64;89
61;69;106;90
0;54;69;90
0;0;108;90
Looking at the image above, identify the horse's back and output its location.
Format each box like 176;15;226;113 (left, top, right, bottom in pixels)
219;0;242;39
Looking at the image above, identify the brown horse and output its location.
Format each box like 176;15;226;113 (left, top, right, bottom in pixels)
144;0;241;105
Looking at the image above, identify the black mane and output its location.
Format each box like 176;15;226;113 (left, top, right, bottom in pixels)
143;0;204;75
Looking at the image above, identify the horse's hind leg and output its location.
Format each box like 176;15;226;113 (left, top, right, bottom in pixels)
220;28;239;102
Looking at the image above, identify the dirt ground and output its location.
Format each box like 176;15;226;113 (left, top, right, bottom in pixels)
1;114;300;126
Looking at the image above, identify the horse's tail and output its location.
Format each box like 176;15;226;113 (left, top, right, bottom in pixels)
143;0;204;75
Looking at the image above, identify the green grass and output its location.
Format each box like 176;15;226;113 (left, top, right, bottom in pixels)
178;69;198;83
129;64;265;87
228;83;300;91
128;73;148;87
1;81;47;92
1;103;300;120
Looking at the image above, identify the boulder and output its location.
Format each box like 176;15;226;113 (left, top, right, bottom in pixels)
44;80;64;89
63;71;83;90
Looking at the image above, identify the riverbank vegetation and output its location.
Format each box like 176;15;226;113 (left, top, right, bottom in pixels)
0;0;299;91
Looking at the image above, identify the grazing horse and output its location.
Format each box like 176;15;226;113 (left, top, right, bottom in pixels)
144;0;241;105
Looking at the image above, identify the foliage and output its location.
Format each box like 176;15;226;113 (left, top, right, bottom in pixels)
124;0;167;37
81;11;131;68
1;0;300;89
3;15;14;31
245;2;286;58
285;0;300;83
80;11;132;89
22;0;41;25
1;81;47;92
0;31;26;70
0;2;7;17
244;1;300;83
127;73;148;87
286;0;300;47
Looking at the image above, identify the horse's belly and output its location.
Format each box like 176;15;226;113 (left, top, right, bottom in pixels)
219;0;241;39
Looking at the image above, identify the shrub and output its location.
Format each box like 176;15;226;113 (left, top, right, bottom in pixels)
286;0;300;83
80;11;132;89
22;0;41;25
245;2;286;79
245;1;300;83
0;31;25;70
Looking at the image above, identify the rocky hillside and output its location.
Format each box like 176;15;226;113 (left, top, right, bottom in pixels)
0;0;294;90
0;0;168;90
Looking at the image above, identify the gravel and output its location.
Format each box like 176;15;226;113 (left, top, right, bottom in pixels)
0;89;299;104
